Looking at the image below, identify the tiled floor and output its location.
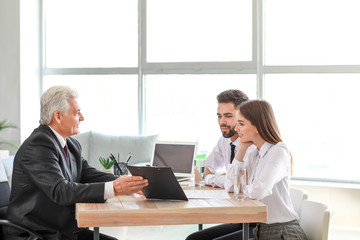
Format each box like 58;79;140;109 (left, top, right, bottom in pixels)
99;225;360;240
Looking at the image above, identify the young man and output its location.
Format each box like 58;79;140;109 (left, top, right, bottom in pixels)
5;86;148;240
205;89;249;188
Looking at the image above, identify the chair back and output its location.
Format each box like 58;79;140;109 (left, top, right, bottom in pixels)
0;157;11;220
0;159;43;239
0;182;10;219
290;187;308;216
0;159;11;238
299;200;333;240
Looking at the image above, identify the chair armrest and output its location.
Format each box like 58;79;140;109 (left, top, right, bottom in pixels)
0;219;43;240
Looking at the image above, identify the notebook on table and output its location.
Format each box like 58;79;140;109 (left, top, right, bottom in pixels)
127;165;188;201
150;141;198;182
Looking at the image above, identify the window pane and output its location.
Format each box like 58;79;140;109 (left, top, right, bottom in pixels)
145;74;256;153
45;0;138;68
265;0;360;65
147;0;252;62
43;75;138;135
264;74;360;181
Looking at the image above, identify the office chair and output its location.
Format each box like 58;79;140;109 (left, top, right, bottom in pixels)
0;171;43;239
299;200;333;240
290;187;308;216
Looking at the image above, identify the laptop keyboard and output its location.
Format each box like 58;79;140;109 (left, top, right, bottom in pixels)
176;176;190;182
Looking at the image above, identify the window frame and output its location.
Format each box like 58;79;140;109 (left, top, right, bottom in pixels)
41;0;360;184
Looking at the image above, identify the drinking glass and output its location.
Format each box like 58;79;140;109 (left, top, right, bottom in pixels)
234;167;246;200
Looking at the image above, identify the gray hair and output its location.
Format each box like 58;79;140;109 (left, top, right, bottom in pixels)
40;86;79;125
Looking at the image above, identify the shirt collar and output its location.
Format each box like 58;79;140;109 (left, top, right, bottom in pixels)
258;141;273;158
48;125;66;148
228;137;239;147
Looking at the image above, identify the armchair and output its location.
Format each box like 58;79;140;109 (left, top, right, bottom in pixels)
0;159;43;240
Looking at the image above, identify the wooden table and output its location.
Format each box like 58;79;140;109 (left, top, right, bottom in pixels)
76;188;267;240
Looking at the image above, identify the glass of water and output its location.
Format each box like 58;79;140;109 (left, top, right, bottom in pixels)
234;167;246;200
194;159;205;188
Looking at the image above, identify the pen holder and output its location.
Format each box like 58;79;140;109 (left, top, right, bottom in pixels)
114;162;129;176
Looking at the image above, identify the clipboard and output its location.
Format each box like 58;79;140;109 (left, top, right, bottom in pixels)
127;165;188;201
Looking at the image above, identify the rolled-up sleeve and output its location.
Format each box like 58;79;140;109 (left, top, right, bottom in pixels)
224;160;244;192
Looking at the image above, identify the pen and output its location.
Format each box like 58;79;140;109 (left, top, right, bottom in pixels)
126;153;132;163
110;152;123;175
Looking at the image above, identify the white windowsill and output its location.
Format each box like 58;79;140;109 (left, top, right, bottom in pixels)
290;179;360;190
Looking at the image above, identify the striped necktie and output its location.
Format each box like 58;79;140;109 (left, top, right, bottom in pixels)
64;144;71;167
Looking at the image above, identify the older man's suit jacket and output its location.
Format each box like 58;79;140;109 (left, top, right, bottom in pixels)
6;125;117;240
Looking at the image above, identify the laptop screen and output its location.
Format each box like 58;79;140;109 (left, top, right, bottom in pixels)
150;141;197;178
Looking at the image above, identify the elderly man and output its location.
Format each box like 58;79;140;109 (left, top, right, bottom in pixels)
5;86;148;240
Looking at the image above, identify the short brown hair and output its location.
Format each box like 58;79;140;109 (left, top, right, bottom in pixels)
216;89;249;107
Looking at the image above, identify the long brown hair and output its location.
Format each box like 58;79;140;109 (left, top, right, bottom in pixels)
238;100;294;175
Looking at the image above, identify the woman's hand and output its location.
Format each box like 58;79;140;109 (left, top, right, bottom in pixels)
234;141;253;162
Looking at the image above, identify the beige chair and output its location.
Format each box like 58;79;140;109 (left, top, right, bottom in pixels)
290;187;308;216
299;200;333;240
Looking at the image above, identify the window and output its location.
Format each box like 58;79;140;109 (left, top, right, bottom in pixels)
44;0;138;68
265;0;360;65
41;0;360;183
264;74;360;181
145;74;256;151
43;75;139;135
147;0;252;62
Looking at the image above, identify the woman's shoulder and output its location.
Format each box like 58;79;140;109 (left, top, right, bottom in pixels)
274;141;288;149
269;142;290;160
274;142;289;151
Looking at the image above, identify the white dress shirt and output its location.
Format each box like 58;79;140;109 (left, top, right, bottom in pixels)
49;126;114;200
205;136;239;188
225;142;298;224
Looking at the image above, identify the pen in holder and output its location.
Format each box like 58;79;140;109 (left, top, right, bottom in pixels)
118;162;129;175
110;152;130;176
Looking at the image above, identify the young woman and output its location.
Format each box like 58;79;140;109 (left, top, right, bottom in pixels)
186;99;307;240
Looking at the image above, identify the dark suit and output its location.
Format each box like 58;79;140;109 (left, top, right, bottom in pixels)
5;125;117;239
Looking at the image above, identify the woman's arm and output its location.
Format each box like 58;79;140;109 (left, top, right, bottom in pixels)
224;142;254;192
234;141;253;162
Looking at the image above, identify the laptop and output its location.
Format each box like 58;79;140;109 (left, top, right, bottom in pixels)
150;141;198;182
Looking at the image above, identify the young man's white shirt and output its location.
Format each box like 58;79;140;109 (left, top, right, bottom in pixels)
205;136;239;188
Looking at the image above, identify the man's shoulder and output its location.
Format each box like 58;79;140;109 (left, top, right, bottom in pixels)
217;136;231;144
24;125;55;143
15;126;59;161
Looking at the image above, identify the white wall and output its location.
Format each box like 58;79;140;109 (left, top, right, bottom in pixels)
0;0;40;154
19;0;41;140
0;0;21;154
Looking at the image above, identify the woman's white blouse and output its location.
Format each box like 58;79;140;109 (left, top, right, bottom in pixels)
224;142;299;224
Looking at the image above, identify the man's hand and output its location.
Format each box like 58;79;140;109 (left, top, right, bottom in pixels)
113;175;148;196
205;167;213;176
